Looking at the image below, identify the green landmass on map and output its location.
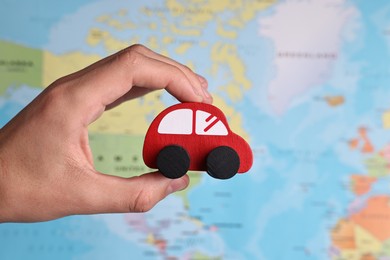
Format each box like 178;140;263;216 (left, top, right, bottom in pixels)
89;132;203;208
89;133;147;177
0;40;43;95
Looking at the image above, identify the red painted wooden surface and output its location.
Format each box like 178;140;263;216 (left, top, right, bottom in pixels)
143;102;253;174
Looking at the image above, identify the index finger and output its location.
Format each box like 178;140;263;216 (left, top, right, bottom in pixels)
56;45;206;124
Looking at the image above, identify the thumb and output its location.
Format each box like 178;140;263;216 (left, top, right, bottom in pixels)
80;172;189;214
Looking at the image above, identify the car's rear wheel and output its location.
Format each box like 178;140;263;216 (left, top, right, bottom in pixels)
206;146;240;179
157;145;190;179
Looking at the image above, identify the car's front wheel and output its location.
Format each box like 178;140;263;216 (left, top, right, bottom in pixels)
157;145;190;179
206;146;240;179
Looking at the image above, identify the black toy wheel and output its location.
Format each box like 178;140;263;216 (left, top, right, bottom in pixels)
206;146;240;180
157;145;190;179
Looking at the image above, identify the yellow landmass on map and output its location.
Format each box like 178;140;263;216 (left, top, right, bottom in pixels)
86;28;110;46
145;233;167;253
337;225;383;260
175;42;193;54
86;28;136;52
96;14;110;23
332;218;385;260
211;43;252;100
117;9;127;17
96;12;136;30
165;0;275;38
217;19;237;38
170;24;202;36
355;225;383;256
149;22;158;31
165;0;213;26
382;110;390;129
85;2;263;103
162;36;174;45
147;36;160;51
185;215;205;229
146;233;155;245
89;92;165;135
43;51;101;87
87;26;198;60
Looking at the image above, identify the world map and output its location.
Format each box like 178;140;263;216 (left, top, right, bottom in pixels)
1;0;390;259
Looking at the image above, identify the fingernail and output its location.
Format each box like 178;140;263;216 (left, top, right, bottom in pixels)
197;74;208;88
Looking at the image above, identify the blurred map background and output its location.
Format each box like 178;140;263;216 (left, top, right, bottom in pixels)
1;0;390;259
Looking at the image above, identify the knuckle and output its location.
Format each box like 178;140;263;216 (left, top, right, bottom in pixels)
120;47;143;67
181;65;193;74
47;81;81;112
128;43;147;53
176;65;193;80
38;85;66;113
175;70;192;88
130;189;155;213
118;44;149;66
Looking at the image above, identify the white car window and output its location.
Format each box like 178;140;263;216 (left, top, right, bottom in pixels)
195;110;228;136
158;109;193;134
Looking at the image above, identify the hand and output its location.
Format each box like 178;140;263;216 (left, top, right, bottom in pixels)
0;44;212;222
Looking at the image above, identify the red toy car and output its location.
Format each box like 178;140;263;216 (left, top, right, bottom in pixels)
143;102;253;179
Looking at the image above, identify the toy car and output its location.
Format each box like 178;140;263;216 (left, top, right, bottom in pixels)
143;102;253;179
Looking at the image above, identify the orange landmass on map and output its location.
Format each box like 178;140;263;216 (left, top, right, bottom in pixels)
324;95;345;107
155;239;167;253
359;127;375;153
348;139;359;150
360;254;376;260
350;175;377;196
348;127;374;153
350;196;390;241
331;219;356;250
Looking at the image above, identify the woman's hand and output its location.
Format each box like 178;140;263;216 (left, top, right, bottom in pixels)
0;44;212;222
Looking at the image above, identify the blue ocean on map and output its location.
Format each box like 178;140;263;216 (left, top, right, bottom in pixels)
2;1;390;259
